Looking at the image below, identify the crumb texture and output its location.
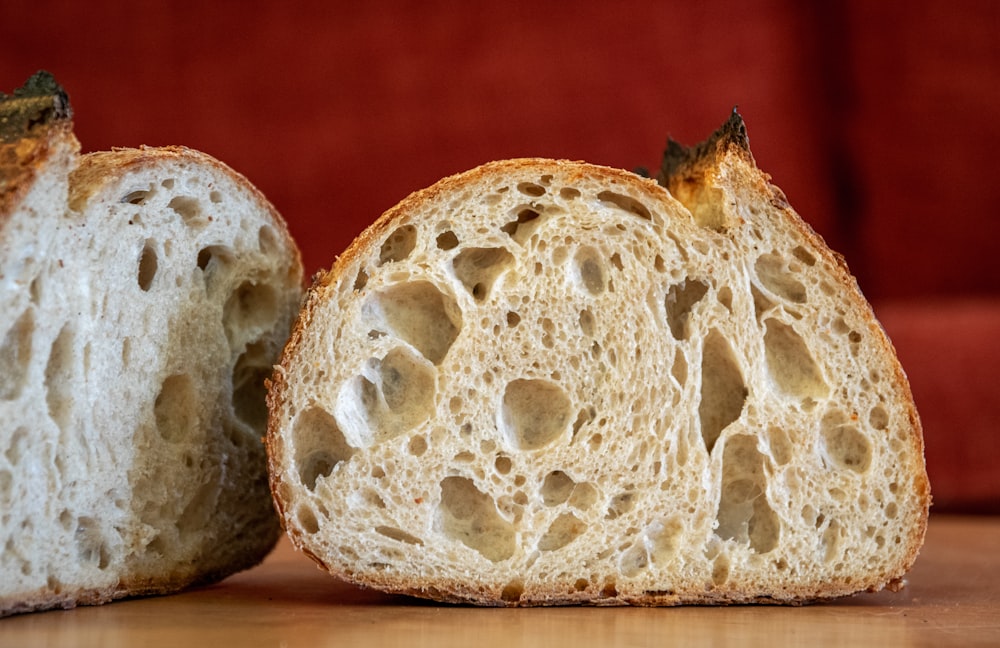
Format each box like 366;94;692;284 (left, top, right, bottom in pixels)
269;156;928;606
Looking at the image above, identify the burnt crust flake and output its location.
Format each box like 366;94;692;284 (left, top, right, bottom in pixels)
0;70;72;144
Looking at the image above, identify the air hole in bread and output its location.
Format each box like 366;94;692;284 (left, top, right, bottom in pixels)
209;190;223;204
596;190;652;221
766;426;794;465
367;281;461;365
4;427;28;466
500;379;571;451
665;279;708;340
137;241;158;292
711;554;731;585
336;347;436;446
763;318;829;400
438;476;515;562
698;331;747;453
353;269;369;291
167;195;205;227
821;519;844;563
493;454;512;475
847;330;863;357
0;309;34;401
198;245;233;271
541;318;557;349
257;225;278;255
452;247;514;301
619;543;648;578
44;323;75;432
501;580;524;602
408;435;428;457
501;207;542;243
574;247;607;295
755;253;807;304
571;409;593;441
559;187;581;201
223;280;279;352
154;374;198;442
120;337;133;368
717;286;733;311
538;512;585;551
0;470;11;504
670;347;688;388
383;348;435;413
232;341;271;434
792;245;817;266
646;517;683;565
517;182;546;197
121;187;152;204
750;284;775;322
541;471;576;506
557;484;591;513
379;225;418;265
294;406;355;490
678;183;728;231
606;491;636;520
822;423;872;474
297;504;320;534
436;230;460;250
716;434;780;554
587;432;603;451
577;309;596;337
74;517;110;569
376;525;424;545
197;244;234;279
869;404;889;430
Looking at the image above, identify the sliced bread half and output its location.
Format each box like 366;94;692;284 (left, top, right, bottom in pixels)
0;72;303;616
266;111;930;605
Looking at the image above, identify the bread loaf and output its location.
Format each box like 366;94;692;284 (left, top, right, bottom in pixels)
266;111;929;606
0;72;303;616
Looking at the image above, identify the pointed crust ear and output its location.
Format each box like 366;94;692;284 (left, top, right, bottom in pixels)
657;107;752;189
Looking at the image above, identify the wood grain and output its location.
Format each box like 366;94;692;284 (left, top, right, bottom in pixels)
4;514;998;647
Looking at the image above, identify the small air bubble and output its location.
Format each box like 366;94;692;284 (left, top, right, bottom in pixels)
137;242;158;291
517;182;546;197
436;231;459;250
122;188;151;204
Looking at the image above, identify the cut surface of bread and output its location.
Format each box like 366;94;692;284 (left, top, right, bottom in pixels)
0;73;303;616
266;113;929;606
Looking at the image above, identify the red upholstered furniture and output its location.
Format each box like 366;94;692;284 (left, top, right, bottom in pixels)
3;1;997;512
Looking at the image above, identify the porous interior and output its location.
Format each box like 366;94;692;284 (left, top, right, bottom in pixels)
277;161;925;604
0;153;300;611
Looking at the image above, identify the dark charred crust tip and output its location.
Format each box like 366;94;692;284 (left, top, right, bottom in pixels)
1;70;73;143
657;107;751;185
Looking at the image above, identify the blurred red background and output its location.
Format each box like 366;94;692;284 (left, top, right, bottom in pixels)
3;0;998;512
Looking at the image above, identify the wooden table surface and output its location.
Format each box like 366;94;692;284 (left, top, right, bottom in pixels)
4;514;998;647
